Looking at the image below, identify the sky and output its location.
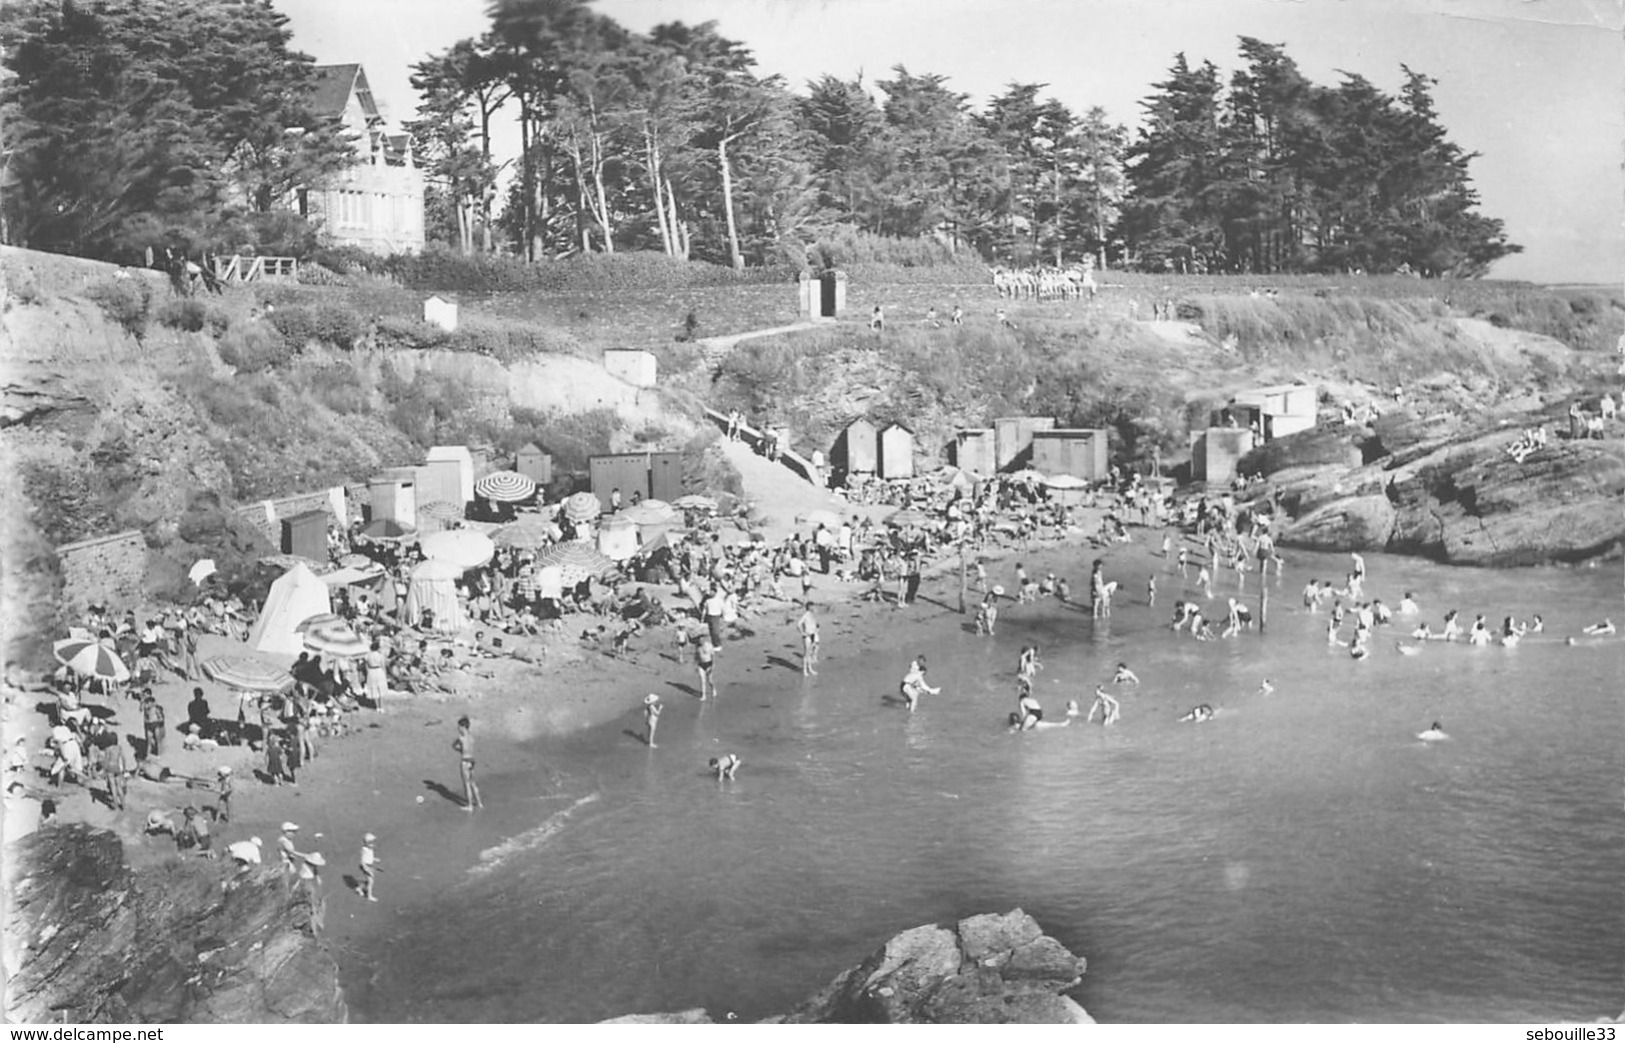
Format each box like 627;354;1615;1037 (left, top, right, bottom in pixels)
273;0;1624;284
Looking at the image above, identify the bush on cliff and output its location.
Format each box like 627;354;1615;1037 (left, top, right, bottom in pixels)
217;324;294;373
83;278;151;340
268;303;366;351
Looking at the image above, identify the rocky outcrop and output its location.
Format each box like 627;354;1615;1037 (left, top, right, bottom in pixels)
3;825;345;1024
1273;407;1625;565
779;909;1091;1024
600;910;1092;1025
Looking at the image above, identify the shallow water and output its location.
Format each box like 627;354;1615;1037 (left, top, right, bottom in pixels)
354;549;1624;1023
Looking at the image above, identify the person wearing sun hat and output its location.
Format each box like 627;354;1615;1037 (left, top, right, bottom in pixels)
642;693;663;749
278;821;304;874
213;765;233;824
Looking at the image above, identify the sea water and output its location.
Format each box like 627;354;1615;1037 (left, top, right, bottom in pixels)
353;550;1624;1023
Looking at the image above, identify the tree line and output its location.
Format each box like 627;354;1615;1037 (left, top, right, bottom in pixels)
1;0;1519;277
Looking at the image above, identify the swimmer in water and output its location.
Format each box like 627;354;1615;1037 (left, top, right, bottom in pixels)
708;754;741;779
1411;622;1434;641
1257;679;1275;695
1417;722;1449;742
1087;685;1121;726
1395;641;1422;656
1178;704;1215;723
1112;662;1140;685
1326;617;1345;647
1008;698;1077;732
1582;619;1615;636
1398;592;1420;615
1439;610;1462;642
1017;645;1043;682
1468;614;1492;646
1349;634;1370;660
1529;614;1544;634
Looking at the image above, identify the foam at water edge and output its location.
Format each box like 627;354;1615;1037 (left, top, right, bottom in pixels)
470;793;601;876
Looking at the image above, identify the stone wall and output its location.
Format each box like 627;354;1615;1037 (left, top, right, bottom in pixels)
232;484;369;549
55;530;146;615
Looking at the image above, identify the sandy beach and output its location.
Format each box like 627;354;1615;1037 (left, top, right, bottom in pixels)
5;501;1131;970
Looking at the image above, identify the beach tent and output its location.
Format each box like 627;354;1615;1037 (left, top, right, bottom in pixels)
598;516;640;561
406;558;466;633
247;564;332;657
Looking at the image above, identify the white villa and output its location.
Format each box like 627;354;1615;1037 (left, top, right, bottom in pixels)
298;64;425;256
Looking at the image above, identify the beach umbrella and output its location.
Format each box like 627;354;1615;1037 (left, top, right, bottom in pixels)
338;553;373;569
621;499;678;526
1044;474;1088;490
294;612;345;633
562;491;603;524
53;638;129;682
1007;469;1044;483
535;541;614;585
420;528;496;570
188;559;217;585
201;655;294;693
797;508;842;529
493;516;563;549
672;494;718;513
886;507;932;529
360;519;413;540
475;471;537;503
418;500;464;523
303;621;369;659
410;558;465;582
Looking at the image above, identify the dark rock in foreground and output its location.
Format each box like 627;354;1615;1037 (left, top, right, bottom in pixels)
3;824;345;1023
604;909;1091;1025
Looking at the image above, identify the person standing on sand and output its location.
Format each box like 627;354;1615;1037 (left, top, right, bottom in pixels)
365;638;388;713
454;716;482;811
359;833;379;901
695;632;719;700
797;602;820;676
643;694;663;748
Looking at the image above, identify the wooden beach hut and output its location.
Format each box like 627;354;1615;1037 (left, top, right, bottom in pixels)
878;423;916;480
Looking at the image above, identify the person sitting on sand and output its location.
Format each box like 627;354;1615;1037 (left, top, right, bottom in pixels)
709;754;741;780
900;655;941;712
1582;618;1615;636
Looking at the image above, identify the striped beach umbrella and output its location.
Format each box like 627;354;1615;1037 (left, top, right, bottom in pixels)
420;528;495;570
562;491;603;523
418;500;464;521
475;471;537;503
294;612;345;633
672;494;718;513
1044;474;1088;490
886;507;932;529
493;516;564;549
303;621;369;659
53;638;129;682
201;655;294;693
535;541;614;585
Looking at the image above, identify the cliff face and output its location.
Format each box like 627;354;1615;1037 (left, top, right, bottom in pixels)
3;825;346;1024
602;909;1093;1025
1263;402;1625;565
